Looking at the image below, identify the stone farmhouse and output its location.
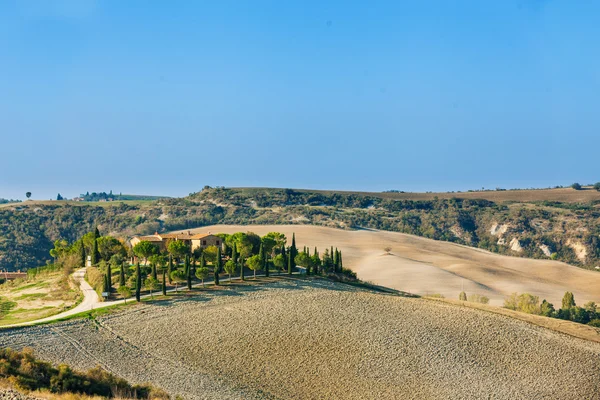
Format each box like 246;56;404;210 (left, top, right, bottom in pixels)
129;231;223;253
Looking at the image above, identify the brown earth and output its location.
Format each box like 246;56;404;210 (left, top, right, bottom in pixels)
188;225;600;306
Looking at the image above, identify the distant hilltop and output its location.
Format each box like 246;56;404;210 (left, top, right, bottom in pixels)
71;191;171;202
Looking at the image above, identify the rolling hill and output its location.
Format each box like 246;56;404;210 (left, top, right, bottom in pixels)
1;186;600;271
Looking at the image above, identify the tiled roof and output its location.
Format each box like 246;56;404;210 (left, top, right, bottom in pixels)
138;235;162;242
160;232;195;240
190;233;214;240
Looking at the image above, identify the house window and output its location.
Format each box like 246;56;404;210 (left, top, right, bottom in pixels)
216;240;220;245
202;240;207;245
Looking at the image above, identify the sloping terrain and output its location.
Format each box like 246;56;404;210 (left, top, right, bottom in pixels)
191;225;600;306
1;279;599;399
2;186;600;272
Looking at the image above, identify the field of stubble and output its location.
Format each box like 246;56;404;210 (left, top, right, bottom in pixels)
1;278;599;400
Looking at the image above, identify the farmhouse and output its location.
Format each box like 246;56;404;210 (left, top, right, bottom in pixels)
129;231;222;253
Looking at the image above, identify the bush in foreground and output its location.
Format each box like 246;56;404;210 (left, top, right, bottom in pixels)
0;348;168;399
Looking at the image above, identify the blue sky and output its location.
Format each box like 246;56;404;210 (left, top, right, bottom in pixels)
1;0;599;200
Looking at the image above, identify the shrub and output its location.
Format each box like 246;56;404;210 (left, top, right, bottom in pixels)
571;182;582;190
459;291;467;301
428;293;445;299
504;292;540;314
0;348;168;399
588;319;600;327
468;294;490;304
594;182;600;191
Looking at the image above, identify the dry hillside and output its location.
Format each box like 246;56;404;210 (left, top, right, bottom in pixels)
190;225;600;306
1;279;599;399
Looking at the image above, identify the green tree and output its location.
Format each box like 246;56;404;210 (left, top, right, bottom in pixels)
231;242;238;265
594;182;600;191
571;182;582;190
148;254;163;281
203;245;219;264
224;260;236;282
214;246;221;285
459;291;467;301
170;270;186;293
91;238;99;266
562;291;576;309
119;261;126;286
195;264;209;287
258;243;265;273
94;226;101;239
145;277;159;299
118;285;132;304
135;262;142;302
162;268;167;296
540;299;556;317
273;254;285;275
167;255;173;284
104;264;112;295
289;233;297;273
133;240;158;265
246;255;261;279
239;256;245;281
186;256;192;290
311;250;321;275
167;240;189;262
25;192;31;199
79;240;86;268
97;236;126;261
295;252;312;275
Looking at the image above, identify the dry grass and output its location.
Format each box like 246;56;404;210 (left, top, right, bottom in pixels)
425;296;600;344
0;271;80;326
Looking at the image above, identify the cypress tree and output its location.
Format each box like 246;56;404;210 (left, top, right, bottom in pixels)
258;243;265;273
162;269;167;296
167;255;173;284
152;262;157;281
265;253;270;278
290;233;297;272
184;255;190;277
91;239;99;266
187;259;192;290
106;265;112;293
94;226;100;239
240;256;245;281
214;247;221;285
339;251;343;270
280;244;287;275
330;246;334;270
334;249;339;273
119;261;126;286
135;262;141;302
231;243;237;265
79;241;86;268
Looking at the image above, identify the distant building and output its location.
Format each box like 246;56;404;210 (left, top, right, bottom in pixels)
129;231;222;253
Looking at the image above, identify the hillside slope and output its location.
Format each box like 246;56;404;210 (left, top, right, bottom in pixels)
1;186;600;271
190;224;600;306
1;279;599;399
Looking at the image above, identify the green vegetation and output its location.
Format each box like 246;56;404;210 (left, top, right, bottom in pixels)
4;186;600;273
0;347;168;399
504;291;600;327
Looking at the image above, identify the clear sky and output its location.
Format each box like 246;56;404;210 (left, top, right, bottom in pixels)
1;0;598;200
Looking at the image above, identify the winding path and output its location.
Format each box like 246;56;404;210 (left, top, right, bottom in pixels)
3;267;294;328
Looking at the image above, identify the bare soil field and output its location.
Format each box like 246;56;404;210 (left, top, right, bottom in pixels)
189;225;600;306
1;278;599;399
